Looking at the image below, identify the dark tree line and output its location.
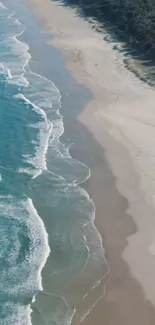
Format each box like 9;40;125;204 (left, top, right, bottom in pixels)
64;0;155;57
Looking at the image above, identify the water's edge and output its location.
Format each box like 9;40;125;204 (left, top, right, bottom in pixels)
0;1;109;324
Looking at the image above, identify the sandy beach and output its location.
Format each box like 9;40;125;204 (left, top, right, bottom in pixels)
25;0;155;323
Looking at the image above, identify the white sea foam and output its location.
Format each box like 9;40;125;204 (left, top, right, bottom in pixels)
51;116;64;140
14;93;53;177
26;198;50;290
1;302;32;325
14;18;21;25
80;295;103;324
25;68;61;111
0;196;50;291
0;196;50;324
0;3;30;87
34;121;53;177
0;62;5;73
0;63;12;79
17;167;36;176
22;120;53;178
0;10;30;87
6;67;12;79
8;10;15;19
13;68;64;179
14;93;48;123
7;30;30;87
0;2;7;9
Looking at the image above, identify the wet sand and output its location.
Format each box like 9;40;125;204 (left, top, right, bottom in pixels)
25;0;155;324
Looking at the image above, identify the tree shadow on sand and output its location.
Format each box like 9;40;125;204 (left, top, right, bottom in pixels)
53;0;155;87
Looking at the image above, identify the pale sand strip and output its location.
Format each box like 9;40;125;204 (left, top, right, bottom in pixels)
25;0;155;323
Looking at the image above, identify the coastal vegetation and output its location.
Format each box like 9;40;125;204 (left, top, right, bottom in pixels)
64;0;155;58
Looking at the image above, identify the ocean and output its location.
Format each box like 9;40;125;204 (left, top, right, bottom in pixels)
0;1;108;324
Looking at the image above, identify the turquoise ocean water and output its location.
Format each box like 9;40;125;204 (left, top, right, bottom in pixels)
0;1;108;324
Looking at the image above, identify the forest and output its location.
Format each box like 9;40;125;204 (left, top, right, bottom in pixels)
64;0;155;57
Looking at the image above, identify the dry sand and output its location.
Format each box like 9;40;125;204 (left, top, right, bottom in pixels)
25;0;155;323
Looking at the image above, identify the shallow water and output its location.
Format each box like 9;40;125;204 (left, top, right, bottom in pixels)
0;1;108;324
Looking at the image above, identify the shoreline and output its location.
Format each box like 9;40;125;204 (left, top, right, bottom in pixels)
25;0;155;324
